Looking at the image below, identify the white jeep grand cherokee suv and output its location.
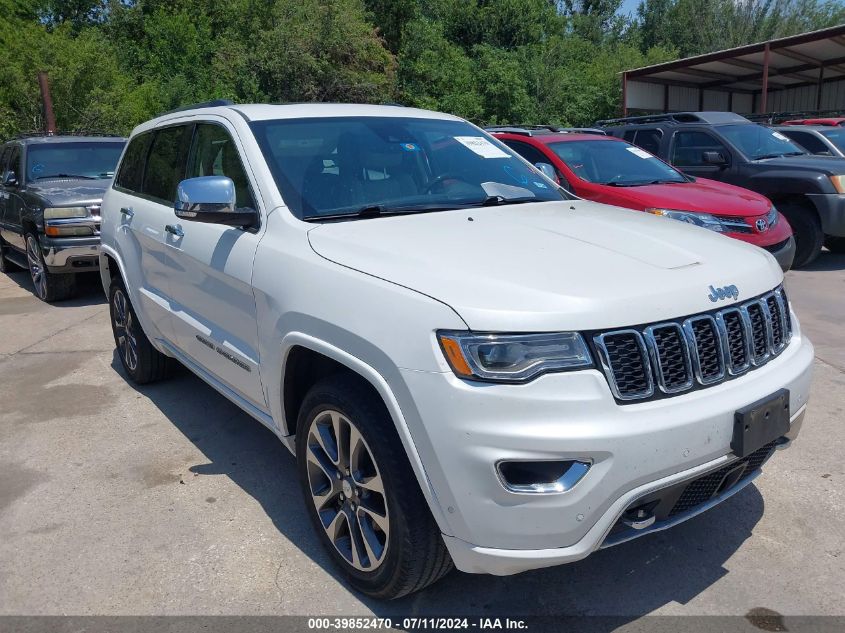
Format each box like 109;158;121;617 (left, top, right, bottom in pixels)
100;102;813;599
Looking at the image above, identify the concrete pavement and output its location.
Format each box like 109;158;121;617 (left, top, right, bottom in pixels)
0;252;843;619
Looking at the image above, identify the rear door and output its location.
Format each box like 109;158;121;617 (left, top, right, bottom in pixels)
0;145;12;244
163;120;266;408
111;125;192;343
1;145;26;250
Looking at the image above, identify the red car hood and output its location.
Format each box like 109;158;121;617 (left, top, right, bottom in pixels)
612;178;771;217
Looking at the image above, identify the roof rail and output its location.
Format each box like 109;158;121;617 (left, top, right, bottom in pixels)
745;108;845;125
594;112;707;127
161;99;235;115
9;130;122;140
484;125;606;136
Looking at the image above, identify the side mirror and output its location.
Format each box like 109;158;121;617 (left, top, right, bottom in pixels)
534;162;559;183
3;171;18;187
174;176;256;227
702;151;728;166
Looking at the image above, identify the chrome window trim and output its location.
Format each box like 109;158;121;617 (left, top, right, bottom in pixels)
593;330;654;400
682;315;726;385
643;323;693;394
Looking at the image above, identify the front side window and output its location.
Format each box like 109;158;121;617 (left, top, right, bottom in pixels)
780;131;829;155
717;124;805;161
142;125;192;203
549;139;686;186
249;116;566;220
25;141;125;182
820;129;845;154
0;146;12;179
671;131;730;166
115;132;153;193
187;124;255;210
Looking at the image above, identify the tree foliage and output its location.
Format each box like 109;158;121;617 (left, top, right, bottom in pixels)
0;0;842;139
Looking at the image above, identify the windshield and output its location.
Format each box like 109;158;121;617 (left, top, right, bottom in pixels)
26;141;125;182
249;117;566;220
820;129;845;153
718;125;805;160
548;139;686;186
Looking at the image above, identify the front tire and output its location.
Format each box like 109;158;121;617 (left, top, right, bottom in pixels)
779;203;823;268
108;277;171;384
25;234;75;302
825;235;845;254
296;375;453;599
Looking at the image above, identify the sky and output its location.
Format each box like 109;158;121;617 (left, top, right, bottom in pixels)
618;0;640;15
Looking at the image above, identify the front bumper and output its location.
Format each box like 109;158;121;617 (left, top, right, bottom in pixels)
40;234;100;273
807;192;845;236
763;235;796;271
399;330;813;575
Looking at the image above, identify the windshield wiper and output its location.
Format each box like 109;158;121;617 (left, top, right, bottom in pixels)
754;152;805;160
35;174;96;180
474;195;537;206
302;203;459;222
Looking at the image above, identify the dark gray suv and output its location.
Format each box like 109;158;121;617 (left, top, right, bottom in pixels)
0;135;126;301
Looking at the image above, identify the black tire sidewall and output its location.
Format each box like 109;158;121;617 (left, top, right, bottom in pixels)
295;377;421;596
780;204;823;268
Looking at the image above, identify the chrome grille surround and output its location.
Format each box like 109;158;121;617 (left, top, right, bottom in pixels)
594;286;793;403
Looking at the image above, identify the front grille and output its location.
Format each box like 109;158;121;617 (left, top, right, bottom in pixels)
595;286;792;402
669;441;776;517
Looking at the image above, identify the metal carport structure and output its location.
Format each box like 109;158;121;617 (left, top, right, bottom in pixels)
622;24;845;116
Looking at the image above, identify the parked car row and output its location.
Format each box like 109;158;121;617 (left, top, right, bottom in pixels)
593;111;845;267
0;104;816;601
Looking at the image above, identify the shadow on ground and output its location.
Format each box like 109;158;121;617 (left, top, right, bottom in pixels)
3;269;105;307
117;353;765;622
799;249;845;272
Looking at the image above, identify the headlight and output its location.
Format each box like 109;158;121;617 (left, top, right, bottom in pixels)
645;208;728;232
830;175;845;193
766;206;778;227
44;207;88;219
437;331;593;382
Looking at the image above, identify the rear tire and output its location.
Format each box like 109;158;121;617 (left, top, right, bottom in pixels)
296;374;453;599
779;202;823;268
824;235;845;254
108;276;171;384
25;233;75;302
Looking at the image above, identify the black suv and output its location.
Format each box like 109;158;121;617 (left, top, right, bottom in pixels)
0;135;126;301
597;112;845;267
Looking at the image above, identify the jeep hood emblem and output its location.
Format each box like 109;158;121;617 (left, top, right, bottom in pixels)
708;284;739;302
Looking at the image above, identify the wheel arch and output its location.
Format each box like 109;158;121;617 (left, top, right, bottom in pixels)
278;333;455;535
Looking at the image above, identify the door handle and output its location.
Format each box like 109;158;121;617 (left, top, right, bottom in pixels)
164;224;184;238
119;207;134;218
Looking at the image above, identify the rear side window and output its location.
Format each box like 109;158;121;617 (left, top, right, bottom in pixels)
7;147;21;180
187;124;256;210
142;125;192;203
633;129;662;155
115;132;153;193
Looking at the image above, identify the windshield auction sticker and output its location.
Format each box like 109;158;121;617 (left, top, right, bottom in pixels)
626;146;655;159
455;136;510;158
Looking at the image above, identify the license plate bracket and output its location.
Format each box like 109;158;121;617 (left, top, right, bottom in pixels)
732;389;790;458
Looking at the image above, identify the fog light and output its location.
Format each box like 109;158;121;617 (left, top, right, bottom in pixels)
496;459;590;494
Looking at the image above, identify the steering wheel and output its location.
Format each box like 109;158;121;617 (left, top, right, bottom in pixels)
424;173;460;193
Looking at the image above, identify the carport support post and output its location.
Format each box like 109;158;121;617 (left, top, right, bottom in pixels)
622;71;628;116
759;43;770;114
816;65;825;110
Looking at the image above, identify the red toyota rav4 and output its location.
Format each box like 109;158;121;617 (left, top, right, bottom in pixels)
489;126;795;271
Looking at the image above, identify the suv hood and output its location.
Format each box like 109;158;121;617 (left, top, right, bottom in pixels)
28;177;111;207
307;200;782;331
753;154;845;175
614;177;770;217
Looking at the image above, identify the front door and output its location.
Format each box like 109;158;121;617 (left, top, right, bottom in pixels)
669;130;733;183
164;121;266;409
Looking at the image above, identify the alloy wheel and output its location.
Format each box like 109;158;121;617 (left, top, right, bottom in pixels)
112;288;139;372
26;235;47;300
305;409;390;571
